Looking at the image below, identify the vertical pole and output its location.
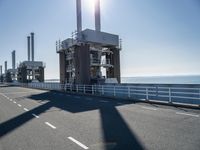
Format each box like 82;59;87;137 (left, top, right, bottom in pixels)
102;85;104;95
76;84;78;93
128;86;130;98
146;88;149;101
169;88;172;103
83;85;85;94
114;86;116;97
92;85;94;95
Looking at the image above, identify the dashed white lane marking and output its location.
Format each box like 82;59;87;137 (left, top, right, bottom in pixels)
45;122;56;129
32;114;40;118
17;104;22;107
176;112;199;117
23;108;29;111
142;106;157;111
68;137;89;149
9;99;13;101
13;101;16;104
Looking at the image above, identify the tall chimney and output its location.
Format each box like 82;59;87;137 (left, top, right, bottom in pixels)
27;36;31;61
95;0;101;32
0;65;2;76
4;61;7;73
12;50;16;69
31;32;34;61
76;0;82;33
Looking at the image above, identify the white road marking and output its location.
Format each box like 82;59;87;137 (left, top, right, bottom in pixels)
142;106;157;111
17;104;22;107
32;114;39;118
45;122;56;129
13;101;16;104
9;99;13;101
176;112;199;117
23;108;29;111
68;137;89;149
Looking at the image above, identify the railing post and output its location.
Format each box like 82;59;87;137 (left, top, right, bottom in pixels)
128;86;130;98
83;85;85;94
70;84;72;92
102;85;104;95
76;85;78;93
92;85;94;95
169;88;172;103
114;86;116;97
146;88;149;101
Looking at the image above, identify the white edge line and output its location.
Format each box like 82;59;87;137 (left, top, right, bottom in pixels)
32;114;39;118
24;108;29;111
142;106;157;111
176;112;199;117
45;122;56;129
68;137;89;149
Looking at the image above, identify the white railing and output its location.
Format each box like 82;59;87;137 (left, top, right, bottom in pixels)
11;82;200;106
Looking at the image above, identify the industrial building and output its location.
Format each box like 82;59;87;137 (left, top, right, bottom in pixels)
17;32;45;83
6;50;17;82
56;0;121;84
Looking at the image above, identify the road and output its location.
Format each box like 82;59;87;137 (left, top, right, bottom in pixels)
0;85;200;150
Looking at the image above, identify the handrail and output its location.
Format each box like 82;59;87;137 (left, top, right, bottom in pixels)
9;82;200;106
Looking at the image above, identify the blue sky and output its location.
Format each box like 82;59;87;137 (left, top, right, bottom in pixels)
0;0;200;79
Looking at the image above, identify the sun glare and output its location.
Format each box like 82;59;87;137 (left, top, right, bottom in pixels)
84;0;100;13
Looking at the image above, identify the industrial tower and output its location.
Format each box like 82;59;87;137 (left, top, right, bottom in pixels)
57;0;121;84
17;33;45;83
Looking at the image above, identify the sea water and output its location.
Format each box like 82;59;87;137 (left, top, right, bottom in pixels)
121;75;200;84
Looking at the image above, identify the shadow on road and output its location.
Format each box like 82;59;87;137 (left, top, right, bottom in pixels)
0;90;145;150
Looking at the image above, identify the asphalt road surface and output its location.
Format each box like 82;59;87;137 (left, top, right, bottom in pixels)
0;85;200;150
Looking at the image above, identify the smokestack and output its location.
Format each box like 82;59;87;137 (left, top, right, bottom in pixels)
31;32;34;61
27;36;31;61
4;61;7;73
95;0;101;32
12;50;16;69
0;65;2;76
76;0;82;33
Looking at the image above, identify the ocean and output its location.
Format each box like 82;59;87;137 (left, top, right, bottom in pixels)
45;75;200;84
121;75;200;84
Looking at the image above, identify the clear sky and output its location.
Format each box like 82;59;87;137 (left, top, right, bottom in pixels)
0;0;200;79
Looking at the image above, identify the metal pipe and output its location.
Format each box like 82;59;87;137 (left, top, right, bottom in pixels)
31;32;34;61
12;50;16;69
95;0;101;31
76;0;82;33
27;36;31;61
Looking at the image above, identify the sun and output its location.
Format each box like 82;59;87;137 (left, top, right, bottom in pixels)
84;0;97;13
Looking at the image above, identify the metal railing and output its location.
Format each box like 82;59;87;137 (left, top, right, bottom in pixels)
11;82;200;106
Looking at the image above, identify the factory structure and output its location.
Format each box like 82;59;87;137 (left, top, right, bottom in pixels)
17;33;45;83
56;0;121;84
0;32;45;83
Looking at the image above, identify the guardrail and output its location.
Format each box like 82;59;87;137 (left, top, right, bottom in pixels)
10;82;200;106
